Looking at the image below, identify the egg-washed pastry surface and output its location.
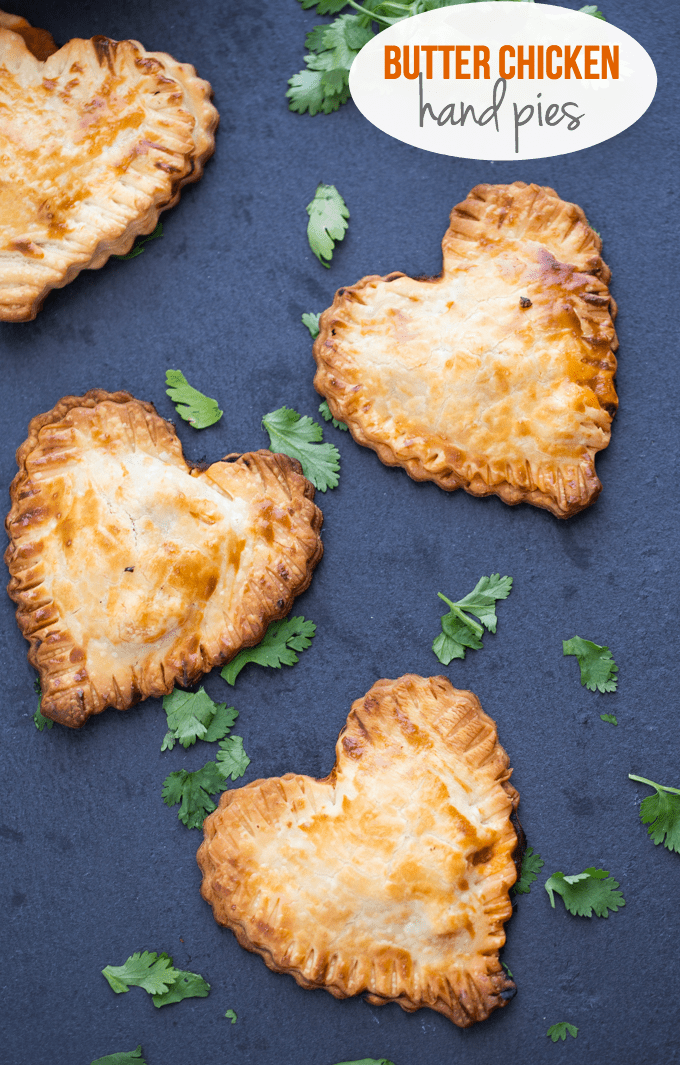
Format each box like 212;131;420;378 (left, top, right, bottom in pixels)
314;182;618;518
0;9;56;60
0;19;218;321
198;674;519;1028
5;391;323;728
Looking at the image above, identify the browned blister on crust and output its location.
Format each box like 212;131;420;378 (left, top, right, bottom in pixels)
5;391;323;727
0;21;218;320
314;182;618;518
198;675;518;1028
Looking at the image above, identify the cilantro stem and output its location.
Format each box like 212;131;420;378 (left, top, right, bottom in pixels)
437;593;484;638
629;774;680;796
345;0;391;25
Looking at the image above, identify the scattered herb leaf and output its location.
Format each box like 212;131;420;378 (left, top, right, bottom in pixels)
91;1047;147;1065
319;399;348;431
262;406;340;490
102;952;178;996
547;1022;578;1042
162;762;226;829
151;969;210;1008
306;184;349;267
222;616;316;685
165;370;223;429
544;867;625;918
161;688;237;751
216;735;251;781
579;4;605;18
600;713;618;725
113;222;163;260
33;678;52;730
302;312;321;338
332;1060;396;1065
563;636;618;693
514;846;544;895
501;961;513;979
433;574;513;664
224;1009;238;1024
629;774;680;854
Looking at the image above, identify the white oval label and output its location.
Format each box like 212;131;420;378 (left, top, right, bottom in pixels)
349;2;656;160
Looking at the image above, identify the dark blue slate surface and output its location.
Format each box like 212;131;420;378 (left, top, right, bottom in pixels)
1;2;679;1063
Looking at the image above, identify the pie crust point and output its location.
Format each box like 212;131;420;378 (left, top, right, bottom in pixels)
314;182;618;518
198;674;519;1028
5;390;323;727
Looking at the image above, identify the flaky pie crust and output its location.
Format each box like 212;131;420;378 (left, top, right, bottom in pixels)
198;675;519;1028
5;391;323;727
0;18;218;320
314;182;618;518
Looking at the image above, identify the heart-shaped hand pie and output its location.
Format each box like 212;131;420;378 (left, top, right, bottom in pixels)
314;182;618;518
198;675;519;1028
5;391;323;727
0;21;217;320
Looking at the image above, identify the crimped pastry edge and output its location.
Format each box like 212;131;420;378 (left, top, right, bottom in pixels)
198;674;519;1028
314;181;618;519
5;390;323;726
0;30;219;321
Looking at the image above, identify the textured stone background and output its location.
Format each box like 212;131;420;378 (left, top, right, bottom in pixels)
1;2;678;1063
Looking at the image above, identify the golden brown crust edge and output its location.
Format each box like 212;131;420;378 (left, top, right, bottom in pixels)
198;675;519;1028
313;182;618;519
5;391;323;727
0;31;218;322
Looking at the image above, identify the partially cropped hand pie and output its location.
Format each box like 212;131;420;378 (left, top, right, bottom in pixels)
0;14;218;320
198;675;520;1028
5;391;323;727
314;182;618;518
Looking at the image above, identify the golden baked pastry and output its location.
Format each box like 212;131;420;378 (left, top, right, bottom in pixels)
5;391;323;728
0;21;218;321
198;675;519;1028
0;10;57;60
314;182;618;518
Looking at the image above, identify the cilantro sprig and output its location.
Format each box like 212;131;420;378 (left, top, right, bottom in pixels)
102;951;209;1007
547;1023;578;1042
288;2;605;115
629;774;680;854
222;615;316;685
113;222;163;260
563;636;618;692
432;574;512;664
91;1047;147;1065
162;762;228;829
33;678;52;731
319;399;348;431
513;847;544;895
165;370;223;429
161;688;237;751
307;184;349;267
544;867;625;918
302;311;321;338
263;406;340;490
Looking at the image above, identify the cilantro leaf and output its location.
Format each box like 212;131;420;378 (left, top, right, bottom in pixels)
287;68;351;116
165;370;223;429
513;846;544;895
629;774;680;854
501;961;513;979
262;406;340;491
33;678;52;731
579;4;605;18
91;1047;147;1065
563;636;618;692
113;222;163;260
288;15;371;116
319;399;348;431
600;713;618;725
306;184;349;267
222;615;317;685
547;1023;578;1042
224;1009;238;1023
332;1060;396;1065
162;762;225;829
161;687;237;750
151;969;210;1007
544;867;625;917
216;735;251;781
102;951;178;996
433;575;513;664
299;0;351;14
302;311;321;338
